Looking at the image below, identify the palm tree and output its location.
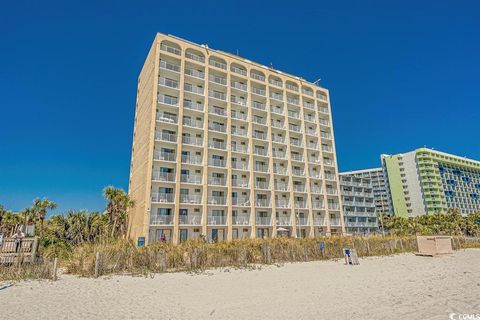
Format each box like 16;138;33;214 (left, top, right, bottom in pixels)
33;198;57;238
103;186;134;238
20;207;35;235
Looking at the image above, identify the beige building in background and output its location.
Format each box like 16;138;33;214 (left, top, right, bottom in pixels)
128;33;345;244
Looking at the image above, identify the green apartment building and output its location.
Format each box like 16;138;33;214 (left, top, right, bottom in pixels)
382;148;480;217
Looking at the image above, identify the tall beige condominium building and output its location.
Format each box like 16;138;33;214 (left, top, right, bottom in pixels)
128;33;345;244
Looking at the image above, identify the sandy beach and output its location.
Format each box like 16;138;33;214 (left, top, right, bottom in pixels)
1;249;479;320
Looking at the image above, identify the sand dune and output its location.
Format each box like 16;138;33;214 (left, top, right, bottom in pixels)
1;249;479;319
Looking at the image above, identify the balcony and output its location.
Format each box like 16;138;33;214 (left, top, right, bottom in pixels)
291;154;304;162
322;145;333;153
330;218;341;226
150;215;173;225
153;151;176;162
231;111;248;121
287;97;299;106
270;92;284;101
180;174;202;185
275;199;290;208
256;216;272;226
208;74;227;86
209;60;227;70
231;96;247;106
274;183;289;191
290;140;303;148
252;101;266;111
303;102;315;110
271;107;284;115
324;159;334;166
182;136;203;147
292;169;305;177
273;167;288;175
208;158;227;168
207;196;227;206
255;181;270;190
185;52;205;63
324;173;336;181
151;192;175;203
231;81;248;92
289;125;302;133
307;142;318;150
179;194;202;204
296;217;309;226
272;136;285;144
232;197;250;207
251;72;265;82
231;66;247;76
232;178;249;188
231;127;248;137
294;201;308;209
207;215;227;225
317;93;328;102
208;176;227;186
159;60;180;73
208;122;227;133
312;201;324;209
276;216;291;225
157;113;178;124
231;144;249;154
160;43;181;55
319;119;330;126
184;83;204;96
306;128;317;136
326;188;338;195
152;171;175;182
179;214;202;225
313;218;327;226
269;79;283;88
302;89;314;97
254;164;269;173
254;148;269;157
159;77;179;89
208;90;227;101
255;199;271;208
155;131;177;143
183;100;204;112
233;214;250;225
208;106;227;117
288;110;300;119
293;185;306;192
184;68;205;80
309;157;321;164
181;154;203;165
183;118;203;129
208;140;227;150
251;87;266;96
158;94;178;107
310;172;322;179
328;203;340;210
252;131;268;140
272;150;286;159
319;106;329;114
311;186;323;194
286;83;299;92
304;116;316;123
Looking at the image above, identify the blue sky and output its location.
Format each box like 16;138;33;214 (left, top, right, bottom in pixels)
1;0;479;214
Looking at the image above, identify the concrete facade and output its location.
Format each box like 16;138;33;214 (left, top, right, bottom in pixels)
128;33;345;244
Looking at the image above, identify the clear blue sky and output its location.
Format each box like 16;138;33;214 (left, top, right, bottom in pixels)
1;0;479;214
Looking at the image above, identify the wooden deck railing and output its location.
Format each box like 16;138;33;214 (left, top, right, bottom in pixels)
0;237;39;264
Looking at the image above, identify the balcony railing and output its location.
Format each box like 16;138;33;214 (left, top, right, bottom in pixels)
291;153;304;162
183;100;204;111
288;110;300;119
157;113;178;124
231;127;248;137
252;117;267;126
292;169;305;176
326;189;338;195
319;119;330;126
208;122;227;133
322;146;333;153
319;106;329;114
287;97;299;106
297;217;309;225
252;101;266;110
271;121;285;129
254;164;269;173
159;60;180;73
179;194;202;204
252;131;267;140
180;174;202;185
209;140;227;150
303;102;315;110
207;215;227;225
269;79;282;87
231;144;249;154
232;197;250;206
160;44;180;55
286;84;299;92
270;92;283;101
231;81;248;91
151;192;175;203
317;93;328;101
232;179;249;188
251;87;266;96
233;215;250;225
208;158;227;167
256;216;272;225
251;72;265;81
312;201;324;209
272;136;285;143
208;106;227;117
255;181;270;189
208;74;227;86
181;154;203;165
321;132;332;139
155;131;177;142
274;183;289;191
150;215;173;225
184;83;204;96
276;217;291;225
306;128;317;136
311;186;323;194
185;52;205;63
294;201;308;209
182;136;203;147
152;171;175;182
158;94;178;106
208;176;227;186
289;124;302;133
273;167;288;175
293;185;306;192
209;60;227;70
255;199;271;207
183;118;203;129
254;148;269;157
308;143;318;150
275;199;290;208
231;111;248;120
159;77;179;89
272;150;286;159
208;90;227;101
153;151;176;162
304;116;316;123
328;203;340;210
179;215;202;225
184;68;205;79
207;196;227;205
231;96;247;106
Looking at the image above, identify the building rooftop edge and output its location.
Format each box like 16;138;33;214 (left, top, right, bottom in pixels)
156;32;328;91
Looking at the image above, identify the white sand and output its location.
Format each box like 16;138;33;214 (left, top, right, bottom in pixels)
1;249;479;320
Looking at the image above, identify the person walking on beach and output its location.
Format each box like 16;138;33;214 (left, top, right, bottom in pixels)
12;228;25;253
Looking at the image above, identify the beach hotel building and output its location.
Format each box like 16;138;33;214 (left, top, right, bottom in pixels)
382;148;480;217
339;172;379;234
128;33;345;244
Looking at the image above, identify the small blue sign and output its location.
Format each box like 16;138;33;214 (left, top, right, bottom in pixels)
137;237;145;247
